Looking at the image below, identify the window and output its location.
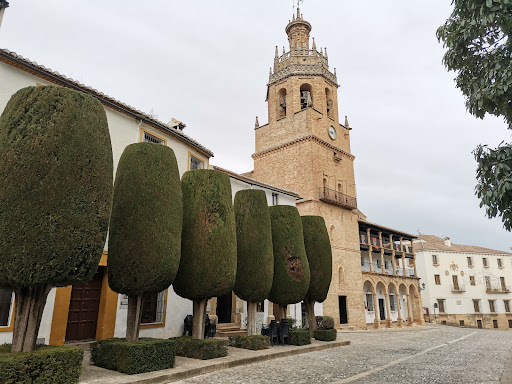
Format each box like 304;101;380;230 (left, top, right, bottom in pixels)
437;299;445;313
470;276;476;286
509;320;512;329
278;88;287;119
141;290;166;325
300;84;313;110
389;295;397;311
505;300;511;313
365;293;374;311
483;257;488;267
493;319;499;328
501;277;507;291
325;88;333;119
498;258;503;268
489;300;496;313
459;320;465;327
272;193;279;206
485;276;491;289
473;299;480;313
434;275;441;285
432;254;438;265
467;256;473;267
189;154;204;170
142;130;165;144
452;275;460;291
0;289;13;327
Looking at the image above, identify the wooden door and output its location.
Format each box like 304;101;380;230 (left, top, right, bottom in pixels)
65;268;103;342
378;298;386;320
338;296;348;324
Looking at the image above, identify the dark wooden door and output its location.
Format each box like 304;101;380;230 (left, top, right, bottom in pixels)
338;296;348;324
379;298;386;320
65;268;103;342
216;292;232;323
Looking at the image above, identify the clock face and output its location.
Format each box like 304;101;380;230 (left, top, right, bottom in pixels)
328;126;336;140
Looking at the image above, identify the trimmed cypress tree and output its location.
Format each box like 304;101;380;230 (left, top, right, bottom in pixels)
233;190;273;336
0;86;113;352
268;206;310;320
301;216;332;335
173;170;237;339
108;143;182;341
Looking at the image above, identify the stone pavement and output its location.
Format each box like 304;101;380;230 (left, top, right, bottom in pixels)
173;324;512;384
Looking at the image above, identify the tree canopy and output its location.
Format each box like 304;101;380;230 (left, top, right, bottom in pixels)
437;0;512;230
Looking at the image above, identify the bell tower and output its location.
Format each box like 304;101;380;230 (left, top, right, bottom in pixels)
251;7;366;329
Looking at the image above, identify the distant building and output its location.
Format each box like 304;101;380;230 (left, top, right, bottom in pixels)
415;235;512;330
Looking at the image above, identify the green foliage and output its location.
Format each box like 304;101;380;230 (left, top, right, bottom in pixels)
268;206;310;306
0;344;83;384
172;337;228;360
315;316;334;330
108;143;182;295
301;216;332;303
233;190;273;302
438;1;512;230
0;86;113;288
228;335;270;350
289;328;311;346
313;329;337;342
90;338;176;374
173;170;237;300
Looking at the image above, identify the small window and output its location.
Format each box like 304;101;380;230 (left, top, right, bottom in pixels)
441;320;447;325
389;295;397;312
504;300;511;313
501;277;507;291
437;299;445;313
143;131;165;144
0;289;14;327
489;300;496;313
459;320;465;327
278;88;287;119
434;275;441;285
470;276;476;286
366;293;374;311
493;319;498;329
483;257;488;267
189;154;204;170
508;320;512;329
432;255;438;265
498;258;503;268
467;256;473;267
141;290;166;325
473;299;480;313
485;276;491;289
272;193;279;206
300;84;313;110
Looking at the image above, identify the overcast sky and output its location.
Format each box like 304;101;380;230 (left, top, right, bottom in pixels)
1;1;510;252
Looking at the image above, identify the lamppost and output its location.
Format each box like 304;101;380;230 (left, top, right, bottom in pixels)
0;1;9;29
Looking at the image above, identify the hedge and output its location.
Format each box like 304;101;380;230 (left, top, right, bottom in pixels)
228;335;270;350
0;344;83;384
289;328;311;346
301;216;332;303
313;329;337;342
233;189;273;302
172;337;228;360
173;170;237;301
108;143;182;296
315;316;335;330
268;206;310;305
0;85;113;289
90;338;176;374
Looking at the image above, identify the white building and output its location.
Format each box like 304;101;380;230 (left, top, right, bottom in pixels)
415;235;512;330
0;49;303;345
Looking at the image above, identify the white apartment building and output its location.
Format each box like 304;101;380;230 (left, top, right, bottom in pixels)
415;235;512;330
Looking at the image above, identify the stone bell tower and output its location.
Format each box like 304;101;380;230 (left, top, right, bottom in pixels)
251;6;367;329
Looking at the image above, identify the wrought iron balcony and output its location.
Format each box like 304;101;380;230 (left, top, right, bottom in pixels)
318;187;357;210
486;285;511;294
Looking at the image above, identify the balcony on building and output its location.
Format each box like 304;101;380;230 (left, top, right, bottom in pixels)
486;284;511;294
451;283;466;293
318;187;357;210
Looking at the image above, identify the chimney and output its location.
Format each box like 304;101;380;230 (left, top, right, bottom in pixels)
444;237;451;247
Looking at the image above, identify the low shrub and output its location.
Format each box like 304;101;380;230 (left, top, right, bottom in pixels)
228;335;269;350
90;338;176;374
173;337;228;360
289;328;311;346
0;344;83;384
314;329;337;341
315;316;334;330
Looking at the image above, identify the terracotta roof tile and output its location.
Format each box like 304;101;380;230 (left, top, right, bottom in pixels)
414;235;512;255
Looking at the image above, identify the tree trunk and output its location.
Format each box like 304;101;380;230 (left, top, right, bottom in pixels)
305;298;316;336
192;299;207;339
126;294;143;342
278;304;287;322
12;284;52;352
246;301;258;336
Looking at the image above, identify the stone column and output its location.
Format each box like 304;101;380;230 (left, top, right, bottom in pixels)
267;300;275;324
406;294;413;325
372;290;379;329
396;295;403;327
384;290;392;328
390;235;397;275
209;297;218;323
400;237;406;276
367;228;373;272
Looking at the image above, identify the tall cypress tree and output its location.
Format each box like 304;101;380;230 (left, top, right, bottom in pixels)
0;86;113;352
233;190;273;335
108;143;182;341
173;170;237;339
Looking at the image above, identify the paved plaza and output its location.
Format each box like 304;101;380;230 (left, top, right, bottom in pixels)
173;325;512;384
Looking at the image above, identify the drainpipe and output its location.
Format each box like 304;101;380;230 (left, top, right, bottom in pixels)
0;1;9;29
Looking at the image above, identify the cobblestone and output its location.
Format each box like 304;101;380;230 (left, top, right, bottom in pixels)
172;325;512;383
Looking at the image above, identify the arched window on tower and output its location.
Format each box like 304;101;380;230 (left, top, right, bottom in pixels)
300;84;313;110
325;88;334;119
278;88;287;119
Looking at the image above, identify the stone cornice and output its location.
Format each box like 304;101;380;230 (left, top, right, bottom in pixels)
252;134;354;160
269;63;338;87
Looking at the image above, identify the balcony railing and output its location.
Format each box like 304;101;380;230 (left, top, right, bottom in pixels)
486;285;511;294
396;269;404;276
361;262;371;272
372;264;382;273
405;268;415;277
318;187;357;210
451;283;466;293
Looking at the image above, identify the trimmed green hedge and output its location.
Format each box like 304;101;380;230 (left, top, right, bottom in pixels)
0;344;83;384
90;338;176;374
228;335;269;350
173;337;228;360
314;329;337;342
268;206;310;306
301;216;332;303
233;189;273;303
315;316;335;330
289;328;311;346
